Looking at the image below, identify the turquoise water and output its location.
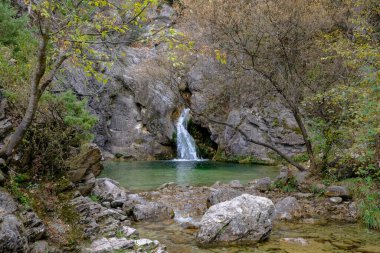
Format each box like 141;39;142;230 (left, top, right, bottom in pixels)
101;160;279;190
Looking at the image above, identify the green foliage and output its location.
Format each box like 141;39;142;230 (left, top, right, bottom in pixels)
346;177;380;230
42;91;98;135
0;1;37;104
115;230;124;238
273;176;298;193
19;91;97;177
0;1;29;48
310;183;325;196
292;153;309;163
305;0;380;178
89;194;100;203
7;173;31;207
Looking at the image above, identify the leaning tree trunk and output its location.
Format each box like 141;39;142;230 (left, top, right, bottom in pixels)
0;35;49;158
292;106;317;172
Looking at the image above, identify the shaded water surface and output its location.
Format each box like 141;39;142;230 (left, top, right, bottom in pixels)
101;160;279;190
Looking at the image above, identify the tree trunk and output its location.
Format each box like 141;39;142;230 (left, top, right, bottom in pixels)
0;35;49;158
292;107;317;171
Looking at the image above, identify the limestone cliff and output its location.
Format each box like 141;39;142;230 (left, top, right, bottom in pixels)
57;4;305;161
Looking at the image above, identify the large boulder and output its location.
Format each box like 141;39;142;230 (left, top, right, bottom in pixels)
67;144;103;183
0;214;28;252
207;188;243;207
197;194;274;246
274;197;301;221
132;202;174;222
91;178;128;202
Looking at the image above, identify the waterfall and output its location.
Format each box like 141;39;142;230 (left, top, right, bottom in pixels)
176;108;199;160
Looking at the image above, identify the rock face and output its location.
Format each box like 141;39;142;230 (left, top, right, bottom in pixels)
0;190;28;253
197;194;274;246
66;144;104;196
69;195;129;239
56;4;305;161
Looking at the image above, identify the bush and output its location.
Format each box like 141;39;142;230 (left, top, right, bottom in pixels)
346;177;380;230
19;91;97;178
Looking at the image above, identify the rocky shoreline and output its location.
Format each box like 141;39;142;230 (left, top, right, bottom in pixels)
0;159;365;253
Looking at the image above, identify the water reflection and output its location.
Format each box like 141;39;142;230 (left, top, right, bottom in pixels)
175;161;198;185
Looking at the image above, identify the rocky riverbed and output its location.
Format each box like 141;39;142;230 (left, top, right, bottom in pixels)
1;163;379;253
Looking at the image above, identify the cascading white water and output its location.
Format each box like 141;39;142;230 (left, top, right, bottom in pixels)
176;108;199;160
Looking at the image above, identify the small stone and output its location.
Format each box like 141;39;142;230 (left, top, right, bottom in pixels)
250;177;272;192
121;226;138;238
329;197;343;203
275;166;289;181
102;201;111;208
110;200;124;208
30;241;49;253
281;237;308;246
158;182;177;190
210;181;222;189
325;186;351;199
331;241;352;250
180;221;200;229
356;245;380;253
349;202;358;218
229;180;243;188
294;192;313;199
135;238;154;247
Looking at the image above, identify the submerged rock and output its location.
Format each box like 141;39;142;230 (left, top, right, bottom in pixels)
229;180;243;188
281;237;308;246
197;194;274;246
274;196;301;221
